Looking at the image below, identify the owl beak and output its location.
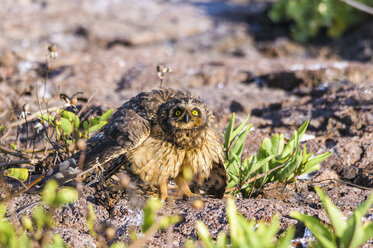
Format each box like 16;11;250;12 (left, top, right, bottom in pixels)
184;112;190;123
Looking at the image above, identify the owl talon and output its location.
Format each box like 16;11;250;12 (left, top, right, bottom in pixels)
175;174;198;199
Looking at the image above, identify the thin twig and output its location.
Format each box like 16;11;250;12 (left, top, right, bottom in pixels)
0;159;33;167
311;178;372;191
5;104;69;129
77;90;97;118
339;0;373;15
0;145;31;159
0;174;44;204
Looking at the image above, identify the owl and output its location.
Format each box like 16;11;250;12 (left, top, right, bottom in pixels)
38;88;227;200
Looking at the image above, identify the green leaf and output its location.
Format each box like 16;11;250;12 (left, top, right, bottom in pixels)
48;234;67;248
231;115;250;144
87;203;97;237
216;232;227;248
142;197;163;232
228;153;241;176
301;144;313;165
258;137;272;158
303;152;333;173
42;180;58;205
315;187;347;238
227;198;245;247
278;150;301;182
301;163;320;175
184;239;195;248
99;108;114;122
280;130;297;160
290;211;337;248
224;114;251;151
276;226;295;248
224;113;235;149
297;120;309;138
229;125;251;161
237;215;255;248
258;216;280;245
196;221;214;248
271;133;285;157
37;114;55;124
243;155;274;182
346;192;373;248
5;168;29;181
90;117;100;127
55;187;79;206
89;121;107;134
33;205;54;230
83;121;89;130
61;110;80;129
348;213;365;248
22;216;33;232
352;192;373;221
280;121;308;159
361;223;373;248
159;215;181;229
60;117;73;134
110;242;126;248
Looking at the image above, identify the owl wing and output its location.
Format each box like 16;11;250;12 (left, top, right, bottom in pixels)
204;161;227;198
32;88;186;189
39;106;151;186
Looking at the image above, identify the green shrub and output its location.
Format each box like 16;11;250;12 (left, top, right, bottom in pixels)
269;0;373;41
224;114;332;197
0;180;79;248
186;198;295;248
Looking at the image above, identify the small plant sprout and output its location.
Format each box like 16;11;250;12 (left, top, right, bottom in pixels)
47;44;58;60
156;65;172;88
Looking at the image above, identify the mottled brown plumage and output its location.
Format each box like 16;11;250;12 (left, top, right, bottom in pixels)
38;88;227;199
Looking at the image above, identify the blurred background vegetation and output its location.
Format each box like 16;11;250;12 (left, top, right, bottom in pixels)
269;0;373;41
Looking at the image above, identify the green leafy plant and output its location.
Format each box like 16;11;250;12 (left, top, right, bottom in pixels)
37;108;113;142
291;187;373;248
41;180;79;208
86;197;180;248
225;113;332;197
137;197;180;237
269;0;373;41
187;198;294;248
0;180;79;248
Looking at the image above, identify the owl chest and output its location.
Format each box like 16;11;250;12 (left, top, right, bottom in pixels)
127;137;214;184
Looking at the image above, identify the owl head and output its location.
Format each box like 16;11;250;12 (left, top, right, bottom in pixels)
157;97;211;147
159;97;208;130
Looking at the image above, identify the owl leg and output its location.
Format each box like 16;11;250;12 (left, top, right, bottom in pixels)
159;180;168;201
175;174;197;197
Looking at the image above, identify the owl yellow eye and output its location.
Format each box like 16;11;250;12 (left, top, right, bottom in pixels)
192;110;199;116
175;110;182;116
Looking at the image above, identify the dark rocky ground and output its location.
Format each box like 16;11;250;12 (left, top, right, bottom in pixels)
0;0;372;247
